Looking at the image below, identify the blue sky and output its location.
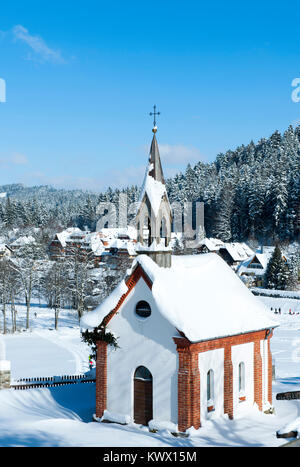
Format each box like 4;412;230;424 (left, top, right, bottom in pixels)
0;0;300;191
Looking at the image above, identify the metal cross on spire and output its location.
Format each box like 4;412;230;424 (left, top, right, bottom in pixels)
149;105;160;128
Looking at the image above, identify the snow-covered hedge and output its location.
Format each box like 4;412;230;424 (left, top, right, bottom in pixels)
251;288;300;300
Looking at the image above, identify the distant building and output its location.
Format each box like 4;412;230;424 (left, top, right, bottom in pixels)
9;235;36;251
98;226;137;242
237;247;284;287
107;239;137;269
49;227;82;260
197;237;224;254
49;226;137;268
197;238;254;269
218;242;254;268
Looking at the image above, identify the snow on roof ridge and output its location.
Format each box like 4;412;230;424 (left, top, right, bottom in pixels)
137;161;168;217
135;239;172;252
222;242;254;261
56;227;83;247
11;235;36;246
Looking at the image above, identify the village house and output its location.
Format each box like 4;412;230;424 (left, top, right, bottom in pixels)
81;124;278;434
197;238;254;269
106;238;137;270
49;226;137;268
49;227;82;260
96;227;137;268
197;237;224;254
9;235;36;251
236;247;285;287
218;242;254;268
98;226;137;243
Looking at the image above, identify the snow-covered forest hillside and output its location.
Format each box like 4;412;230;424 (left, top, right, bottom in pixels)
0;125;300;244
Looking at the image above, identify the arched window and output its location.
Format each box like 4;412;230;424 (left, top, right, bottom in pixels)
207;369;214;403
134;366;152;381
142;216;151;247
160;217;167;246
239;362;245;393
135;301;151;318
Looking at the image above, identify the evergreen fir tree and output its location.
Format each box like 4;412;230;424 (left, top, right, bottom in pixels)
264;245;291;290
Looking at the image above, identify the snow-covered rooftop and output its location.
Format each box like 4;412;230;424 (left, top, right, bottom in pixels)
237;249;274;276
56;228;82;247
110;239;137;256
10;235;36;247
198;237;224;251
98;227;137;241
135;239;172;252
221;242;254;262
81;253;278;342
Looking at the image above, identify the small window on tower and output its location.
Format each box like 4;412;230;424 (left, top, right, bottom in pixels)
135;300;151;318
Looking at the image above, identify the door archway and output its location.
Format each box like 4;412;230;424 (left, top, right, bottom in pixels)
133;366;153;425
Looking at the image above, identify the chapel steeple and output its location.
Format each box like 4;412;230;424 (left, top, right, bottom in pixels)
136;108;172;268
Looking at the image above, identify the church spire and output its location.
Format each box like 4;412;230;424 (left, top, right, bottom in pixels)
135;108;172;268
148;132;165;184
148;105;165;183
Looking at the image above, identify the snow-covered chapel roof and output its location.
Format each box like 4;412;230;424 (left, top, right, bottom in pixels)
81;253;278;342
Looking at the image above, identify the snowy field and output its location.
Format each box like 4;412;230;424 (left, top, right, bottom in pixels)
0;297;299;446
2;302;91;379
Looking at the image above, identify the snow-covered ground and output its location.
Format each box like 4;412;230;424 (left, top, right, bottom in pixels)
0;297;299;446
2;302;91;379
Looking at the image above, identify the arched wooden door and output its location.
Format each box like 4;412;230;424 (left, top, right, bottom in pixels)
133;366;153;425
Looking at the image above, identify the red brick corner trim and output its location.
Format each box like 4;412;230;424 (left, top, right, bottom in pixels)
96;340;108;418
177;348;201;432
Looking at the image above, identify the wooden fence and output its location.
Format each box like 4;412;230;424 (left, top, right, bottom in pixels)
11;374;95;390
276;391;300;401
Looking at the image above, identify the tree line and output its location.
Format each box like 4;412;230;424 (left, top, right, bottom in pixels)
0;124;299;244
0;240;127;333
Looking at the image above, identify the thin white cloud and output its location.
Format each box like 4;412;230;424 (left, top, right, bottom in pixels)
159;144;203;165
10;144;203;191
27;165;146;192
0;152;28;167
12;25;65;63
11;152;28;165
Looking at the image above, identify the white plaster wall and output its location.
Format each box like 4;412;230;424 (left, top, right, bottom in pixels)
231;342;254;416
106;277;178;424
198;348;224;421
260;339;269;408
